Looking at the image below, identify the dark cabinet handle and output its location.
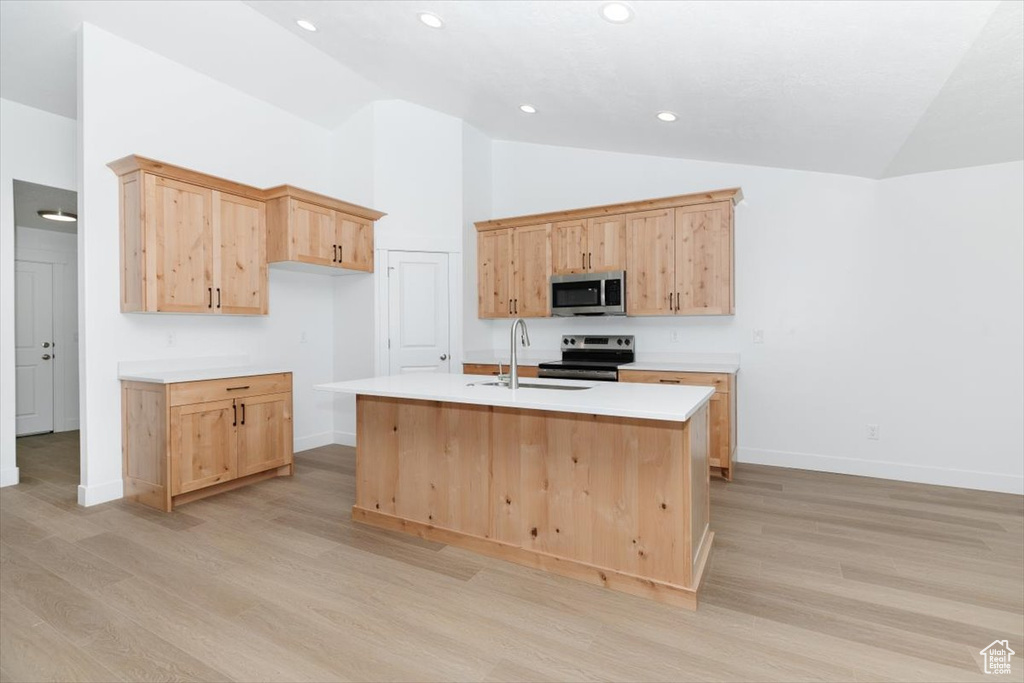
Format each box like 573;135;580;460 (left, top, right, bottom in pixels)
208;287;213;309
659;378;681;384
233;403;237;426
676;292;681;311
216;288;221;309
508;299;512;315
339;246;343;263
514;299;518;314
668;293;673;310
226;385;250;391
582;251;585;269
332;245;337;263
240;403;245;425
589;252;592;269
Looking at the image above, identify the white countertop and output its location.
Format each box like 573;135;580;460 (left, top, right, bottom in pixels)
316;373;714;423
119;365;291;384
462;350;740;374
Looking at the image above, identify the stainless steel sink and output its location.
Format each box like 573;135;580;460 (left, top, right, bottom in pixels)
467;381;591;391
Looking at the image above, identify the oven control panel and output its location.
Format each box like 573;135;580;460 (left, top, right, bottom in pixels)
560;335;634;351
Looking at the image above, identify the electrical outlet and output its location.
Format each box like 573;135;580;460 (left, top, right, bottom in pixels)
866;424;880;440
753;329;765;344
669;330;680;343
166;332;176;347
300;331;309;344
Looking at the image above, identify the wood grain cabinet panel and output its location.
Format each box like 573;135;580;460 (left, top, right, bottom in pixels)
151;175;214;313
289;200;335;266
512;224;552;318
217;192;267;315
619;369;736;481
337;212;374;272
552;219;588;275
122;373;294;511
626;209;676;316
462;364;538;378
675;202;733;315
586;214;627;272
478;229;514;318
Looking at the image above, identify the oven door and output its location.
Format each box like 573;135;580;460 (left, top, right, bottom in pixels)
550;271;626;316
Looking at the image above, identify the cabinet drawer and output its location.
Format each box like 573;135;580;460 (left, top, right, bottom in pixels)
169;373;292;406
463;364;538;378
619;369;732;393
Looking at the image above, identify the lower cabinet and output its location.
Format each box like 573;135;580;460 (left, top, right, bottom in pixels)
123;372;293;511
463;363;539;378
619;369;736;480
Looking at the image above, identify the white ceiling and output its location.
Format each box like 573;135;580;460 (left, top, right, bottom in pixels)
13;180;79;234
2;1;1021;178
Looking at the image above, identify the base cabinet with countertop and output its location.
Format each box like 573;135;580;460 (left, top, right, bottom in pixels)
122;371;293;511
620;369;736;480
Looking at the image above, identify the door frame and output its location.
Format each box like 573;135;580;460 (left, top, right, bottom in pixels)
14;240;78;435
375;248;462;377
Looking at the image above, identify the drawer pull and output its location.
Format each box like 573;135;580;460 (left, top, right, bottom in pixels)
659;379;681;384
226;385;251;391
233;403;237;426
240;403;246;425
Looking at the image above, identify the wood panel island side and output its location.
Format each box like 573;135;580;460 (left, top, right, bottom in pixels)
316;374;715;609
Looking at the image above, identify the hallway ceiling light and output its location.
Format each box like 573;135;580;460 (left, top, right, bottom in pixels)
418;12;444;29
296;19;317;32
601;2;634;24
656;111;678;122
38;209;77;222
519;104;537;114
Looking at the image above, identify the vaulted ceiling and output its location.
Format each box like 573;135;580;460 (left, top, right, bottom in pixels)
2;0;1021;178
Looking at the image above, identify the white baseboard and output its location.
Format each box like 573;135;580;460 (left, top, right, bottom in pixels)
333;431;356;447
294;431;335;453
738;447;1024;495
0;467;20;488
61;418;80;432
77;479;123;507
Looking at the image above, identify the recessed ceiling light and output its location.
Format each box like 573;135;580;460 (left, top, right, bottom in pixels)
296;19;317;32
38;209;77;222
601;2;634;23
656;111;678;122
418;12;444;29
519;104;537;114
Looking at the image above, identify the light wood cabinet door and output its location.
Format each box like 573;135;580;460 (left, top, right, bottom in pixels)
337;212;373;271
169;399;237;495
236;392;293;477
586;214;626;272
290;200;335;266
215;192;267;315
625;209;675;316
551;219;587;275
150;175;213;313
478;229;513;318
512;223;552;318
675;202;733;315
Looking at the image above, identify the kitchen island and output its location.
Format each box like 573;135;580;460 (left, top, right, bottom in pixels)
316;373;715;609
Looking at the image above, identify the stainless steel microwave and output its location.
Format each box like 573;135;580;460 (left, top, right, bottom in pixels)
550;271;626;316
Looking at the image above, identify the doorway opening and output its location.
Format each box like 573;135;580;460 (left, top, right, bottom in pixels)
13;179;80;491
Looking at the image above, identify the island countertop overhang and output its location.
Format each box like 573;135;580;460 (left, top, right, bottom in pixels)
316;373;714;423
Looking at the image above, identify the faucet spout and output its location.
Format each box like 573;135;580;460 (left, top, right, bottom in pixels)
509;318;531;389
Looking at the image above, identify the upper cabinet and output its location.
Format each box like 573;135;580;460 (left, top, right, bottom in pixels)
475;188;741;319
112;158;268;315
477;224;551;318
109;156;386;316
264;187;382;274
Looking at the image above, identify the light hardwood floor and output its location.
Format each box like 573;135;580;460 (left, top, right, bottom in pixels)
1;432;1021;682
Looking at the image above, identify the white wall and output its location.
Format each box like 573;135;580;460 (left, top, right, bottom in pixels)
15;226;79;433
0;98;77;487
77;24;343;505
462;124;493;354
481;140;1023;493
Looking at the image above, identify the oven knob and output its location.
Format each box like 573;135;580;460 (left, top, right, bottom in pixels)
570;338;576;345
624;339;631;346
617;339;623;346
563;338;569;345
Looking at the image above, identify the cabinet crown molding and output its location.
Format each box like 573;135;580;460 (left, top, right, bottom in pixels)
107;155;386;220
475;187;743;232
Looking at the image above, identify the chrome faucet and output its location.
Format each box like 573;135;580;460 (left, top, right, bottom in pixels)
509;318;531;389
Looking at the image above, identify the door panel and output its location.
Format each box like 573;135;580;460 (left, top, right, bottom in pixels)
625;209;675;316
675;202;733;315
478;229;512;318
290;200;335;266
551;219;587;275
152;176;213;313
217;192;267;315
337;212;373;271
14;261;54;435
237;393;292;477
388;252;451;374
586;214;627;272
512;224;551;318
170;399;237;495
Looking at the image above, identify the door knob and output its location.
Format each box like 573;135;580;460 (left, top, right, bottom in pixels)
41;354;51;360
41;341;51;348
440;354;448;361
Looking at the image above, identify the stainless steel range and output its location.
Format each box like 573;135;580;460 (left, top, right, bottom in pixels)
537;335;634;382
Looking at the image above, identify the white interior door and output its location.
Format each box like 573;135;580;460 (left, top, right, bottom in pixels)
387;251;450;375
15;260;55;435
